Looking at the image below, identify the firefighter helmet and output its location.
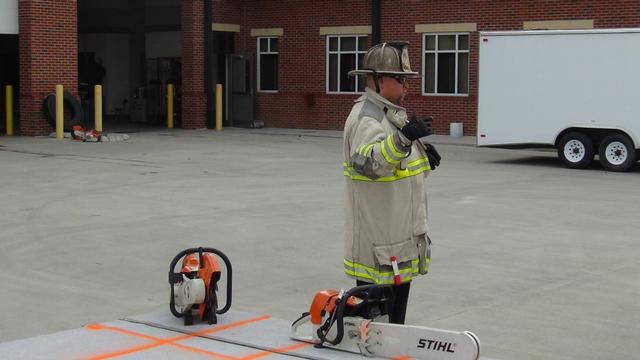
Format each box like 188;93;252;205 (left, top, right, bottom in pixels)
349;41;419;78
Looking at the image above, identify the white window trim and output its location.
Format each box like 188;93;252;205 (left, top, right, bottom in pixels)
326;34;368;95
421;32;470;97
257;36;278;93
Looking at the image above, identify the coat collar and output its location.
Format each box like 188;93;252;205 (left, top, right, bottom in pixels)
356;88;408;129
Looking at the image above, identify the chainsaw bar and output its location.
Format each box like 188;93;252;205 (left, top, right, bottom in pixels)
290;314;480;360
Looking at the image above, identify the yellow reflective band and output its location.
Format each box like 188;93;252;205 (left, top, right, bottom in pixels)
408;157;428;167
387;135;407;159
344;258;419;276
407;157;431;172
358;143;374;156
408;156;431;171
395;168;409;177
409;164;430;173
343;162;429;182
380;139;401;165
344;258;422;284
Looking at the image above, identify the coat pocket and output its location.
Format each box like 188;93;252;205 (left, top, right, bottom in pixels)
373;238;416;266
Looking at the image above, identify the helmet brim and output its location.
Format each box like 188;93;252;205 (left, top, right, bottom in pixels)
348;69;421;78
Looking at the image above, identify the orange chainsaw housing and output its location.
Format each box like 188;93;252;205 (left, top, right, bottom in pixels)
309;289;362;325
181;253;221;319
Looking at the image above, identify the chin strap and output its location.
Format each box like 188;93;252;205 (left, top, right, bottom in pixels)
366;69;381;93
373;72;381;93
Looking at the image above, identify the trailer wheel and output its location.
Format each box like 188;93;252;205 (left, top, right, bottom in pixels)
557;132;594;169
598;133;636;172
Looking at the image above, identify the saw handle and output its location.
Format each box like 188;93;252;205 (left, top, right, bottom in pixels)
317;284;392;346
169;247;233;318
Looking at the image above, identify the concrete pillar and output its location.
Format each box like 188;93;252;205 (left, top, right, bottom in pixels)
181;0;207;129
128;0;146;95
19;0;78;136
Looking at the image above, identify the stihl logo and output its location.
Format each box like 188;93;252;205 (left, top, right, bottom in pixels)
417;339;455;353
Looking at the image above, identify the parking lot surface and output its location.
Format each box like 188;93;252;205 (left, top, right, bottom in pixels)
1;128;638;360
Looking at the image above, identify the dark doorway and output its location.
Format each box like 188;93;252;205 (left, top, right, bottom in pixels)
0;34;19;134
230;54;255;128
211;31;234;127
77;0;181;131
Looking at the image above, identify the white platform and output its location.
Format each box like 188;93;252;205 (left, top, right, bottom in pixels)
0;310;496;360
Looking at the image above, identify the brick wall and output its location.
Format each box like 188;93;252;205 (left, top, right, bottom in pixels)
381;0;640;135
179;0;241;129
19;0;78;136
181;0;206;129
14;0;640;135
228;0;640;135
236;0;370;130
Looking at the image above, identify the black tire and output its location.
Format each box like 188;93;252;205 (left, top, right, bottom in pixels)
557;132;595;169
42;91;84;131
598;133;637;172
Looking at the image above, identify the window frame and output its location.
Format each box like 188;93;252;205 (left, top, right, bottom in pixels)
257;36;279;93
421;32;470;97
325;34;368;95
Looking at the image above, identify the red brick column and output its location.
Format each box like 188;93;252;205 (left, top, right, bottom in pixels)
19;0;78;136
181;0;207;129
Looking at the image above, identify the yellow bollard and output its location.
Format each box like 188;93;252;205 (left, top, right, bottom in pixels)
94;85;102;132
167;84;174;129
5;85;13;136
215;84;222;131
55;85;64;139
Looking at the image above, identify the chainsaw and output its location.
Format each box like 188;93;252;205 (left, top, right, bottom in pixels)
168;247;232;326
290;284;480;360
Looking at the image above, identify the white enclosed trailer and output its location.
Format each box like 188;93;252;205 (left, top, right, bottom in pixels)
477;28;640;171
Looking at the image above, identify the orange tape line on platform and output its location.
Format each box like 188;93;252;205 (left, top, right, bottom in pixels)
84;315;271;360
239;342;311;360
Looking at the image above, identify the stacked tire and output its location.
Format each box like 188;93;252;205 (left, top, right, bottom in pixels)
42;91;84;132
557;131;637;172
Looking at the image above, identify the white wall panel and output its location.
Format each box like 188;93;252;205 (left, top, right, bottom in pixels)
0;0;18;34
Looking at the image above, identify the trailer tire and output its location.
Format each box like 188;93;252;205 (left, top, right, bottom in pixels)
598;133;636;172
557;132;594;169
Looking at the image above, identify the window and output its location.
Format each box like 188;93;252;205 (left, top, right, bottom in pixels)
258;37;278;91
326;35;368;93
422;33;469;95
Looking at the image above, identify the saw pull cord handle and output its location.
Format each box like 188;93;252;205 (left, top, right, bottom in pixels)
316;293;338;343
199;247;233;314
317;284;395;346
317;295;344;346
317;284;381;346
168;247;233;318
168;248;197;318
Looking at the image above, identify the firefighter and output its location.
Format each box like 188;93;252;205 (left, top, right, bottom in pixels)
343;41;441;324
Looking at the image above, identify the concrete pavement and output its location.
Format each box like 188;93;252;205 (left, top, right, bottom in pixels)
1;128;638;360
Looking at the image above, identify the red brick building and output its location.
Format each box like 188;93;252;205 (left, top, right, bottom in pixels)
3;0;640;136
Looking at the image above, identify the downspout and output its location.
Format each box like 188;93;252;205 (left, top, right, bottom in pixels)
372;0;381;45
204;0;213;128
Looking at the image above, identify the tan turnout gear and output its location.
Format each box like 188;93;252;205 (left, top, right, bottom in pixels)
342;88;431;284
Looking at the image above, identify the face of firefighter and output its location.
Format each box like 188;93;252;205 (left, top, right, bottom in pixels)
368;75;409;105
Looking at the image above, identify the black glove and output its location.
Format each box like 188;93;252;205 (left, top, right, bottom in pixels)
422;142;441;170
400;114;433;141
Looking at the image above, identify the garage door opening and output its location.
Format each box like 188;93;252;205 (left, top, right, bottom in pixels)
78;0;181;132
0;34;18;135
